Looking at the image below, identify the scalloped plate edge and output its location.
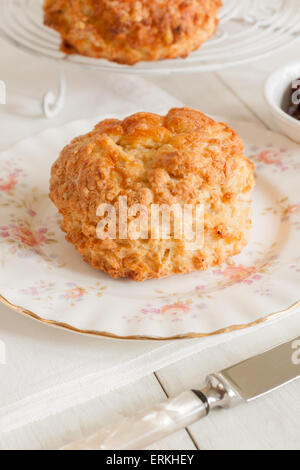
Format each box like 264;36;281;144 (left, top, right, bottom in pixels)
1;293;300;341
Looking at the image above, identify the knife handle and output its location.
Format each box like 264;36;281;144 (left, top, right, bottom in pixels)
62;391;207;451
62;376;230;451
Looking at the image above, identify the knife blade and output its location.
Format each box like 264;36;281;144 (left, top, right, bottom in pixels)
62;337;300;450
221;337;300;401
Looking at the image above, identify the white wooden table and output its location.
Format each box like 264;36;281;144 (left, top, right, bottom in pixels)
0;38;299;450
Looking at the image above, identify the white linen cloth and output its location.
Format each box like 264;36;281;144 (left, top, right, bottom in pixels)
0;303;299;433
0;38;299;434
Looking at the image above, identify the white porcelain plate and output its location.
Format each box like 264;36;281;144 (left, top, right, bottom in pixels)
0;118;300;339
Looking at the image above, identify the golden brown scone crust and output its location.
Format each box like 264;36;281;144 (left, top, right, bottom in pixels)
43;0;222;65
50;108;255;281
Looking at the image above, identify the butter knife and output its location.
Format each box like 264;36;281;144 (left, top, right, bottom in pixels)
62;337;300;450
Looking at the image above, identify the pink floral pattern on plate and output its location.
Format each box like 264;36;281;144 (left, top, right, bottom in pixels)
262;198;300;231
20;281;106;307
124;302;199;324
0;216;59;267
0;176;64;267
214;265;263;285
249;145;300;173
0;164;26;197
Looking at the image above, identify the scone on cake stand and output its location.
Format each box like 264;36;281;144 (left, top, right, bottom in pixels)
43;0;222;65
41;0;222;117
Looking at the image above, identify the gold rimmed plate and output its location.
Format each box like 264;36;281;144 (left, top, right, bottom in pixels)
0;117;299;340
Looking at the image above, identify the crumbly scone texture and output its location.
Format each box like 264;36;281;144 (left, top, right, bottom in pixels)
43;0;222;65
50;108;255;281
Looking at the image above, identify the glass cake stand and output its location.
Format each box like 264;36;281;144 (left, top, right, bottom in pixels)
0;0;299;117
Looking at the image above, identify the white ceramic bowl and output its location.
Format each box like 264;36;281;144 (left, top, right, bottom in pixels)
265;61;300;143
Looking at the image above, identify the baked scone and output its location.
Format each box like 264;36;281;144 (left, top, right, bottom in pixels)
43;0;222;65
50;108;255;281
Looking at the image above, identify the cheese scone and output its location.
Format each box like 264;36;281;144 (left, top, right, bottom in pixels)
44;0;222;65
50;108;255;281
